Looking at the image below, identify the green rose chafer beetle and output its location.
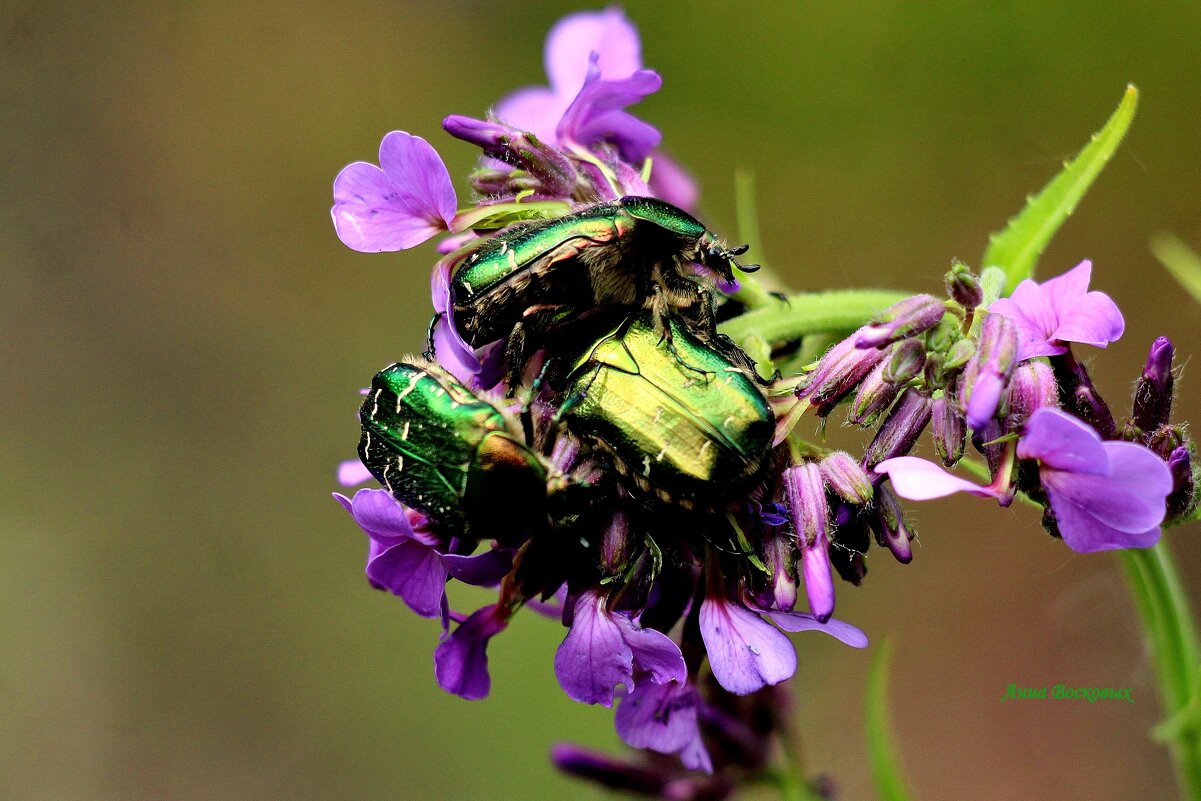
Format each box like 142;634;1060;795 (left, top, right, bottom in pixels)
446;196;754;376
556;312;775;510
359;359;554;541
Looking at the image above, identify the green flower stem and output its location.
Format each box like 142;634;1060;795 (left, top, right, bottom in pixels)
1118;538;1201;801
718;289;910;353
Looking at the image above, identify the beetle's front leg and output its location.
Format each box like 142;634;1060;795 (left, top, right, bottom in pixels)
504;304;575;396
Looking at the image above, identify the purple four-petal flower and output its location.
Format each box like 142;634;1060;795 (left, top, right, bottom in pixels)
989;260;1125;361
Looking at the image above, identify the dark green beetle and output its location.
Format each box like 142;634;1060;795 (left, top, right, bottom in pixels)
557;313;775;510
447;196;753;369
359;359;550;540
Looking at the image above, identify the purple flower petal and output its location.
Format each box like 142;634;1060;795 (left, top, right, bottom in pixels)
331;132;457;252
875;457;1001;501
544;8;642;98
698;595;796;696
1042;440;1172;549
615;680;711;772
434;604;509;700
766;611;870;648
989;260;1124;361
965;371;1005;431
431;313;483;385
336;459;373;488
340;488;414;542
1051;290;1125;349
441;548;515;586
611;615;686;687
555;590;635;706
556;57;663;163
1042;259;1092;318
1016;408;1109;475
366;538;447;618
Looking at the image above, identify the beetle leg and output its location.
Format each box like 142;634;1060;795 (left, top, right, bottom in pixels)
503;303;576;395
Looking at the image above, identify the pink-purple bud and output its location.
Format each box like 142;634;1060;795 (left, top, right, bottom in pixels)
550;744;670;795
850;358;901;424
783;463;835;621
855;294;946;349
1133;336;1175;434
960;312;1018;431
931;393;966;466
761;531;798;612
863;390;935;468
1006;361;1059;430
600;509;633;576
801;334;890;415
872;487;914;564
945;262;984;308
442;114;576;196
1167;445;1195;520
819;452;874;505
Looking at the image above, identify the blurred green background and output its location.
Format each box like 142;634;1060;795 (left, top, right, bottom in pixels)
3;2;1200;799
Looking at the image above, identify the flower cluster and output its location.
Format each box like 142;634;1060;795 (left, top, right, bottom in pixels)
329;8;1196;797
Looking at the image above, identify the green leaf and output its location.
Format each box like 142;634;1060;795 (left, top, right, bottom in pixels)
982;85;1139;295
866;639;917;801
1151;231;1201;306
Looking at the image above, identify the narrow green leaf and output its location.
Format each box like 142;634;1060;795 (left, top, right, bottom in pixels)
866;639;917;801
1151;231;1201;306
982;85;1139;295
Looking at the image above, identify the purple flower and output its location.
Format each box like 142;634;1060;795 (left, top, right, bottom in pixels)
615;679;712;773
434;604;510;700
555;588;686;706
429;257;506;387
1017;408;1172;552
331;131;457;252
698;593;797;696
555;54;663;162
989;260;1125;361
333;489;448;618
877;408;1173;553
495;8;645;145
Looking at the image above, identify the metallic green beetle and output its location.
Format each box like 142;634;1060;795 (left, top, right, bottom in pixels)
448;196;753;354
558;313;775;509
358;359;550;540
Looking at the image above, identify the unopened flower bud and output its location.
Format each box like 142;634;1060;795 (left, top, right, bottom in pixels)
931;393;966;466
550;744;669;795
884;339;926;385
819;452;874;504
443;114;576;196
850;358;901;424
959;313;1018;431
945;262;984;309
863;390;934;468
1167;445;1196;520
761;530;798;612
801;335;890;415
855;294;946;349
1006;361;1058;429
942;338;976;372
784;463;834;621
872;487;914;564
1133;336;1175;434
600;509;632;576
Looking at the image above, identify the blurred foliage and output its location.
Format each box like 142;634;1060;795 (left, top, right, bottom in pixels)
2;2;1200;800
